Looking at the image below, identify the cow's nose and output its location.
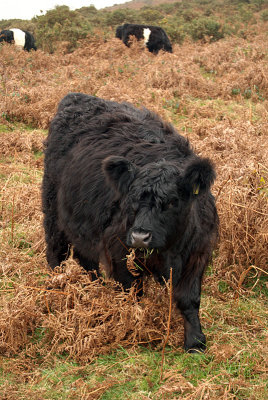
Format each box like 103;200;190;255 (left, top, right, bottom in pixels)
131;231;152;248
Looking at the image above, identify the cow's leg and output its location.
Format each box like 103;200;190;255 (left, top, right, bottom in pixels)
44;220;69;269
111;258;144;297
42;177;69;269
73;248;99;278
174;257;207;353
123;34;131;47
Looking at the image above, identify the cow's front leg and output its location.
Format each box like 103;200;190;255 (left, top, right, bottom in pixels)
174;267;206;353
110;256;144;297
181;304;206;353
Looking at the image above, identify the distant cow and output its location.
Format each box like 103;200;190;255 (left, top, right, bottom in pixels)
0;28;37;51
42;93;218;352
116;23;172;54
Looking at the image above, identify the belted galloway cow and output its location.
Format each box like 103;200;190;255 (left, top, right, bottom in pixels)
42;93;218;352
0;28;37;51
116;23;172;54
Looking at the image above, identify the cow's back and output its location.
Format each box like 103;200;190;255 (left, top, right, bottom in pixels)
46;93;191;177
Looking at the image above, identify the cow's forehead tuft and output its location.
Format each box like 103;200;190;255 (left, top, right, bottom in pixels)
137;161;180;181
131;168;180;201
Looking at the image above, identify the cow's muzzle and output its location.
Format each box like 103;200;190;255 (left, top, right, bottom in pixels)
131;231;152;248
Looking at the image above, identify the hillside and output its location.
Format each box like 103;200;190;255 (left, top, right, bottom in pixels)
105;0;183;11
0;0;267;52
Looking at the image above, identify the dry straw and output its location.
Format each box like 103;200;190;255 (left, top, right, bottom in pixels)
0;29;267;370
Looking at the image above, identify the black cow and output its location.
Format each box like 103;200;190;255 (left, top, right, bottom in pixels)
115;23;172;54
0;28;37;51
42;93;218;352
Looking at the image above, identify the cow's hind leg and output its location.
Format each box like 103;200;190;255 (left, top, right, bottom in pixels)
174;256;207;353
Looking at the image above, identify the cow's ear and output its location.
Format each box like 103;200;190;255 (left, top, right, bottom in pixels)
102;156;137;194
182;158;216;196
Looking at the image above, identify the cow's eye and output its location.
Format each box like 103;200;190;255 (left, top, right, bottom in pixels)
162;200;177;211
168;199;178;209
131;202;139;211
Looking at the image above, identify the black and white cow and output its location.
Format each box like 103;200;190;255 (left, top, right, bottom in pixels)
0;28;37;51
116;23;172;54
42;93;219;352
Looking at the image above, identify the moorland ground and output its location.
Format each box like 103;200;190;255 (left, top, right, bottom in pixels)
0;22;267;400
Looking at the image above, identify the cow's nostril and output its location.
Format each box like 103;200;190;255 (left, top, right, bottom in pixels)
131;231;152;248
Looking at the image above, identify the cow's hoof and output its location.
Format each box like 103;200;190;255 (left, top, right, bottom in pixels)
184;333;206;353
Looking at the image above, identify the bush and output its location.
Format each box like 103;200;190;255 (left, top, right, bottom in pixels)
161;18;185;44
33;6;92;53
261;9;268;21
105;9;138;27
186;17;224;42
139;8;164;24
239;6;256;23
182;10;199;22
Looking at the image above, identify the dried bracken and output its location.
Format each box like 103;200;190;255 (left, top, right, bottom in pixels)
0;256;183;363
0;29;267;398
126;248;141;277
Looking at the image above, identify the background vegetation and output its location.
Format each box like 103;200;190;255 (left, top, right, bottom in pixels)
0;0;267;52
0;0;267;399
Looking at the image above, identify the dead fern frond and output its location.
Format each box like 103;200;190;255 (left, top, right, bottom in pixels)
126;248;142;277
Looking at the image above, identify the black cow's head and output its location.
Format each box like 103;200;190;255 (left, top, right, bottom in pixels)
0;30;8;42
103;156;215;250
115;26;123;39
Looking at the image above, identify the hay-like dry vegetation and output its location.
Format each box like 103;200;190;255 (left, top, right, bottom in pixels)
0;20;267;399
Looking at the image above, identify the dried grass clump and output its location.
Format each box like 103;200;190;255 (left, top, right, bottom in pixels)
0;287;43;355
0;256;183;364
216;168;268;284
192;35;268;100
0;130;44;161
194;117;268;282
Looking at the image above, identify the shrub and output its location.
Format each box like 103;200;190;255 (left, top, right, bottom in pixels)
186;17;224;42
139;8;164;25
162;18;185;44
105;8;138;27
33;6;92;53
261;9;268;21
239;6;256;23
182;10;199;22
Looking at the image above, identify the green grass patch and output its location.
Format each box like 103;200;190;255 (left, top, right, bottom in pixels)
162;96;263;128
0;124;12;133
33;150;44;160
199;65;217;80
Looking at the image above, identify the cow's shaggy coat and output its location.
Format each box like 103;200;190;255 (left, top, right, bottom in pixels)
115;23;172;54
42;93;218;352
0;28;37;51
